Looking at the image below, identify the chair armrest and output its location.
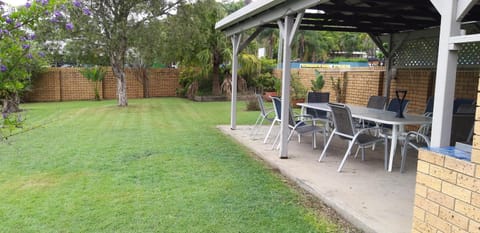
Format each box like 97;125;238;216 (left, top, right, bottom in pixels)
404;131;430;147
356;126;382;135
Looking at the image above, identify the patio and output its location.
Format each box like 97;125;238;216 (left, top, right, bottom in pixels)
219;125;419;233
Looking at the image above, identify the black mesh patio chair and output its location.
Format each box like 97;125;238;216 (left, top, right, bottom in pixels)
367;95;387;110
263;96;282;144
424;96;434;116
250;94;275;138
359;95;387;128
303;92;330;123
450;103;475;146
401;131;430;173
318;103;388;172
417;97;434;138
381;98;410;131
387;98;410;114
271;97;326;149
453;98;475;113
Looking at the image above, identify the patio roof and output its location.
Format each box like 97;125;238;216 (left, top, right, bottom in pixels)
216;0;480;158
216;0;480;35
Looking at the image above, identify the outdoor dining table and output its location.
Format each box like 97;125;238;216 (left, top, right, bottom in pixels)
297;102;432;172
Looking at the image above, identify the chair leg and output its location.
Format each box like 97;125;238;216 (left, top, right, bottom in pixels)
252;114;262;129
312;132;317;149
322;128;327;147
400;143;408;173
250;115;264;138
272;131;281;150
276;129;294;150
338;141;355;172
264;120;276;144
354;146;360;158
361;147;365;161
384;137;389;170
318;129;336;162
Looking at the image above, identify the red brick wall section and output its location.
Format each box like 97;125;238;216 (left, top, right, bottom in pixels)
24;67;180;102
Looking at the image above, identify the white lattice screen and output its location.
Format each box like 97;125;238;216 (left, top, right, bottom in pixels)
392;38;480;68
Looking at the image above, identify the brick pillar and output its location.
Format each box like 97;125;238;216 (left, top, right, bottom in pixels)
411;74;480;233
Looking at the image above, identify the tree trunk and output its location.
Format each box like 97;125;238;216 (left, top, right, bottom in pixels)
111;60;128;107
142;68;149;98
2;92;21;114
211;50;221;96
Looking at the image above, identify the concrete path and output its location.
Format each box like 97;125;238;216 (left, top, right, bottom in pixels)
218;125;418;233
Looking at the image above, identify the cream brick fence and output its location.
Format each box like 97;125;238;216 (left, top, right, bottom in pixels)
24;67;181;102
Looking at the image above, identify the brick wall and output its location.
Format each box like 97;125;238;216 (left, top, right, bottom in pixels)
391;69;479;114
273;68;385;105
390;69;435;114
25;67;180;102
413;149;480;233
412;74;480;233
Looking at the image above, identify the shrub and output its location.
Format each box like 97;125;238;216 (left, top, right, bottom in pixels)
245;94;260;111
80;66;106;101
311;70;325;92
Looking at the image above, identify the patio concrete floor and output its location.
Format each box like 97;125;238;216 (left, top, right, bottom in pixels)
218;125;419;233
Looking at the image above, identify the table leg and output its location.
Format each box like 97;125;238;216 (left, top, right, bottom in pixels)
388;125;398;172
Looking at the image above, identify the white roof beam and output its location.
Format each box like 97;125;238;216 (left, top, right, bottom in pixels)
289;11;305;45
457;0;478;21
223;0;328;37
238;28;264;53
449;33;480;44
215;0;285;31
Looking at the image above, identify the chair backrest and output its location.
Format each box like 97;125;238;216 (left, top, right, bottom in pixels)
307;92;330;103
256;94;268;116
272;96;297;127
453;98;475;113
328;103;355;139
367;96;387;110
271;97;282;121
450;113;475;146
306;92;329;118
424;96;434;115
387;98;409;113
455;103;475;114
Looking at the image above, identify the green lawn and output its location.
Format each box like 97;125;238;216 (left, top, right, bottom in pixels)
0;98;341;232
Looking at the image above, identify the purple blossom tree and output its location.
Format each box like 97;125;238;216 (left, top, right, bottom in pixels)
0;0;70;114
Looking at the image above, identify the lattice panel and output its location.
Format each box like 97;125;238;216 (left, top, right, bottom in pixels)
458;42;480;66
392;38;480;68
393;38;439;68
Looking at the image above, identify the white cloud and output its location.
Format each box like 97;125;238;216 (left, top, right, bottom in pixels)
2;0;27;7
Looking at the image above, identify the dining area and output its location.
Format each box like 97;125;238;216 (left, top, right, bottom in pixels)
218;92;435;232
219;86;476;233
259;90;433;174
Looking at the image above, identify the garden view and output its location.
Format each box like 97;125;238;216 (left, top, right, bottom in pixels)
0;0;375;232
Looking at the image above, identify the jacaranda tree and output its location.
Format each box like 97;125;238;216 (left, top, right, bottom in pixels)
0;0;73;140
0;0;71;114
